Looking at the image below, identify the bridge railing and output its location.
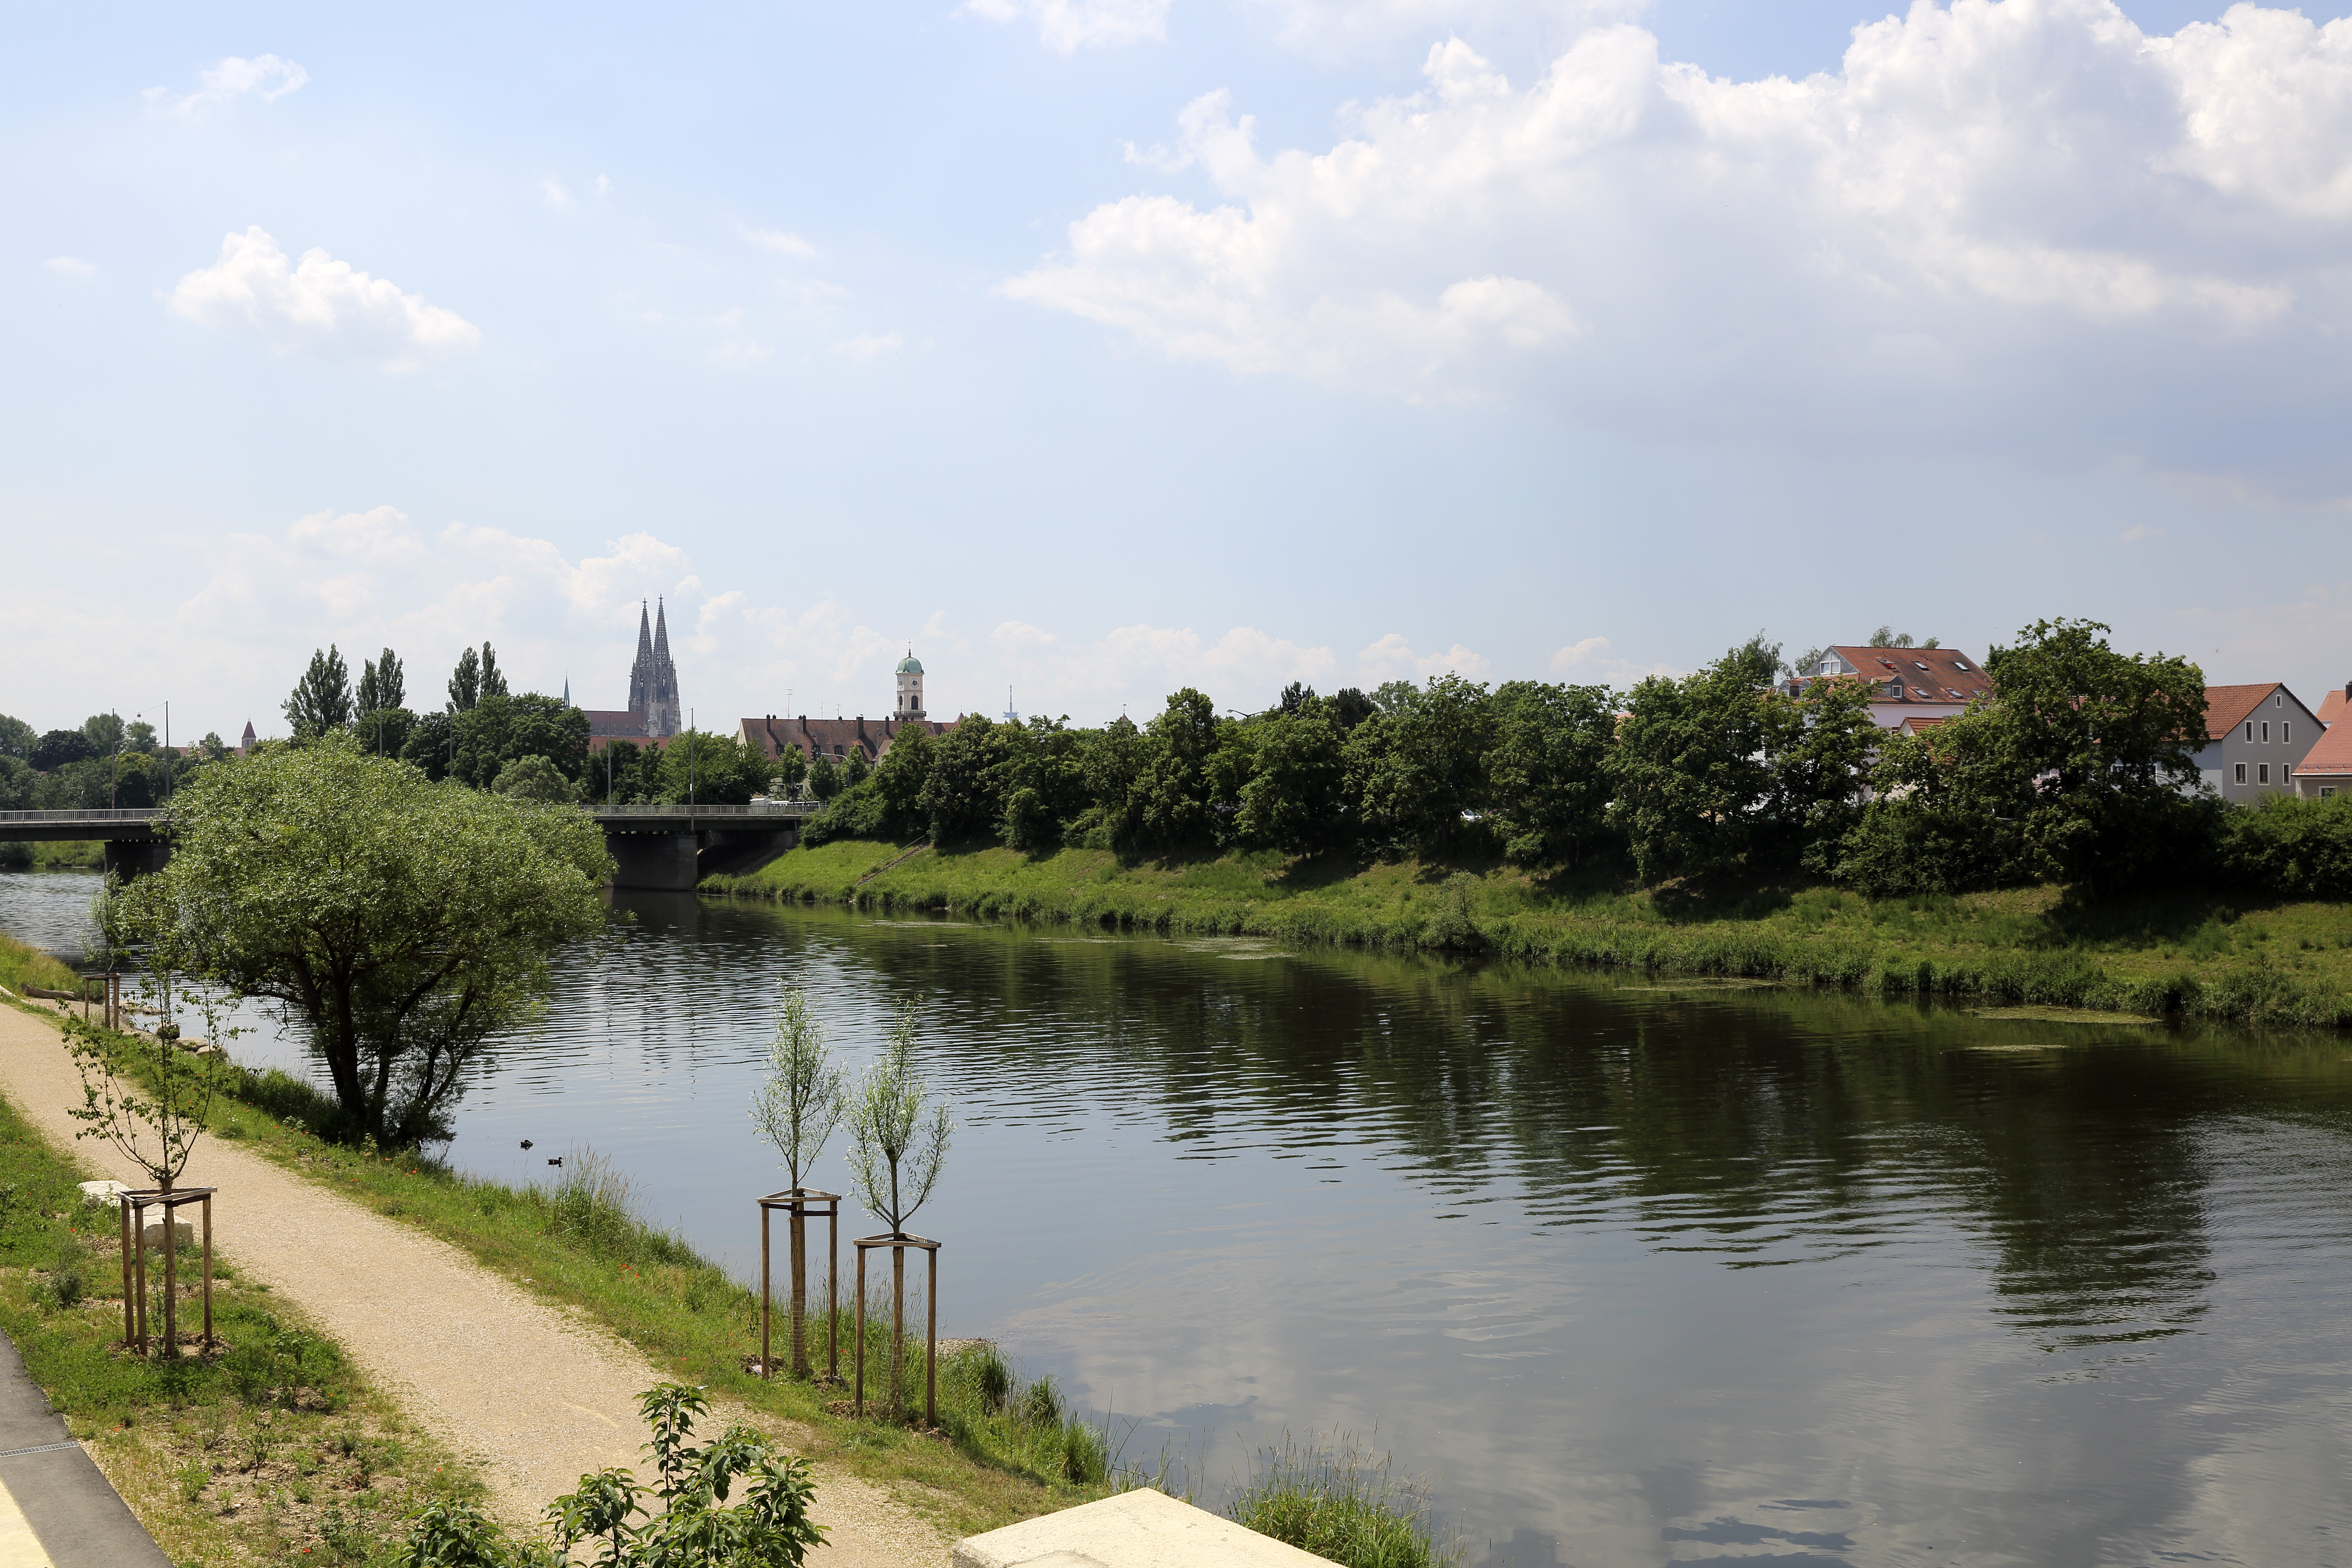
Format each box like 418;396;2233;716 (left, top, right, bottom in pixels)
590;801;819;818
0;809;169;823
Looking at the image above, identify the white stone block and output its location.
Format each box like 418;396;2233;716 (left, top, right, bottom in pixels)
953;1489;1339;1568
78;1180;130;1207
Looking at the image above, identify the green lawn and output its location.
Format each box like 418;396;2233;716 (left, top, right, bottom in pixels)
708;840;2352;1028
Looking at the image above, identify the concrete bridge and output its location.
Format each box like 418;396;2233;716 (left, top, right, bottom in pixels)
0;802;817;891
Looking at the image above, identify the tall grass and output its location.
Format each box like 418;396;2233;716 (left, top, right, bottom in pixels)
0;931;80;999
1227;1434;1455;1568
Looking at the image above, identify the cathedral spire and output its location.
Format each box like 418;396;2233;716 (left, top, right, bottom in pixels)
653;597;672;660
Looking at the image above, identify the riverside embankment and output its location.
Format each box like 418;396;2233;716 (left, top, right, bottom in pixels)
706;838;2352;1028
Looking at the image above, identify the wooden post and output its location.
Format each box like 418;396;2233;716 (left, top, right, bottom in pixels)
789;1203;807;1378
117;1199;132;1349
201;1195;213;1346
162;1195;178;1358
853;1245;868;1419
760;1201;772;1380
926;1244;938;1427
891;1243;906;1421
130;1199;148;1355
828;1206;839;1381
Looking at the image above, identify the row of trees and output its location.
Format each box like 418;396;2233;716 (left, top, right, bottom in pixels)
809;618;2228;900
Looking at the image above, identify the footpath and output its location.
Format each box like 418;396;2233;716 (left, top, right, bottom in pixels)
0;1000;949;1567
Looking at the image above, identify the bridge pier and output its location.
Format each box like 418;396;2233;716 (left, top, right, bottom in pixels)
607;833;700;891
101;840;172;881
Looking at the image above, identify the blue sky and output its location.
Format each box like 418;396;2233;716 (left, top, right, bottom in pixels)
7;0;2352;742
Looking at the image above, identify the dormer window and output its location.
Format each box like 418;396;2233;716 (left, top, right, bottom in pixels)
1915;661;1930;670
1953;660;1971;671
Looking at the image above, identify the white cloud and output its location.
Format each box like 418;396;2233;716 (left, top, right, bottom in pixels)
746;227;818;258
833;332;905;359
964;0;1170;53
1548;634;1681;685
538;178;575;211
146;54;309;115
1008;1;2352;465
44;256;95;278
2118;523;2169;543
170;228;481;366
1354;633;1491;684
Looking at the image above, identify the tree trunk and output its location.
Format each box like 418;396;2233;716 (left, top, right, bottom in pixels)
789;1209;808;1379
890;1246;905;1421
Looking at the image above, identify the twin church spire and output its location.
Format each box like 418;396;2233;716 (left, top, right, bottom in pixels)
625;598;683;737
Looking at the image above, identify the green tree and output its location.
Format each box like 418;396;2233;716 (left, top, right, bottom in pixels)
656;729;769;805
1355;674;1497;860
400;711;457;782
0;757;32;811
917;717;1011;843
843;746;869;789
872;727;935;829
447;646;482;713
1976;617;2210;896
1763;673;1881;873
357;648;406;714
749;989;843;1378
1607;649;1778;884
33;729;96;771
996;718;1092;852
1130;688;1223;850
81;712;126;756
1234;708;1348;854
492;754;580;804
807;753;844;802
356;706;419;760
479;642;509;700
844;1004;951;1419
453;693;592;790
286;647;356;738
127;737;610;1146
125;720;158;754
1484;681;1616;868
0;714;34;760
1072;715;1147;845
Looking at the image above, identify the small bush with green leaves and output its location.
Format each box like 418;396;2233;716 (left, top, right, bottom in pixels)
1227;1435;1455;1568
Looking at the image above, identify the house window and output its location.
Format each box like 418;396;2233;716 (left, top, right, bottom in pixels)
2326;787;2339;799
2235;763;2247;784
2247;722;2255;742
2275;693;2283;706
2259;763;2271;784
2285;722;2292;744
2262;721;2271;742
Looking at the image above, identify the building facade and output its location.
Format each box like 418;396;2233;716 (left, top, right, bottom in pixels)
2195;683;2321;802
739;647;955;778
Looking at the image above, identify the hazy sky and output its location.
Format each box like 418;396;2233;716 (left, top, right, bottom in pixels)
8;0;2352;742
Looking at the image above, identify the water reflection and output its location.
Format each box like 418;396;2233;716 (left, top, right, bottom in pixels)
6;868;2352;1564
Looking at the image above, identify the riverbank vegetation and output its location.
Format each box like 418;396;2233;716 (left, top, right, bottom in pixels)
0;1043;486;1566
709;839;2352;1027
1229;1435;1455;1568
715;618;2352;1027
0;930;80;997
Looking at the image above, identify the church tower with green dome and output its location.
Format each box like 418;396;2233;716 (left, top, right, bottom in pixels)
895;649;925;721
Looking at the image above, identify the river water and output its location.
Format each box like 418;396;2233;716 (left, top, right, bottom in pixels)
8;865;2352;1566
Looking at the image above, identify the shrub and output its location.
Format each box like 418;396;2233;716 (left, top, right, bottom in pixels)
2223;794;2352;898
1227;1435;1452;1568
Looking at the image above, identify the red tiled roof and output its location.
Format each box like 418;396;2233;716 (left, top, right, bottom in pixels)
1823;646;1992;705
2202;683;2285;741
740;715;956;763
1898;715;1948;734
2297;713;2352;777
2319;688;2349;727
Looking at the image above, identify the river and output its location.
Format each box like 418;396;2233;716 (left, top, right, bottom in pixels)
8;865;2352;1566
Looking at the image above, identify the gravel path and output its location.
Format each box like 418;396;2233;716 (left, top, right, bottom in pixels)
0;999;950;1566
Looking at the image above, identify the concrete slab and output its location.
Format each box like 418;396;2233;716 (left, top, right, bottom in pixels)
953;1489;1339;1568
0;1330;169;1568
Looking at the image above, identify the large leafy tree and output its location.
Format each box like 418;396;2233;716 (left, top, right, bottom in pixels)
1234;706;1349;854
453;693;592;789
285;646;355;738
1484;680;1616;869
1763;673;1881;872
1130;688;1224;850
995;717;1092;851
0;714;34;761
128;737;610;1146
656;729;770;805
917;716;1013;842
81;711;126;755
1355;674;1499;860
1607;649;1778;884
33;729;96;771
1975;618;2208;895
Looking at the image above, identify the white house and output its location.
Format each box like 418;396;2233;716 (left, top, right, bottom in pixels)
1787;646;1993;729
2193;683;2321;803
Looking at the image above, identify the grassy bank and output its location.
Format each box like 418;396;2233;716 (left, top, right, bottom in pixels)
0;930;84;997
0;1029;487;1567
189;1051;1127;1541
0;840;105;870
707;839;2352;1029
